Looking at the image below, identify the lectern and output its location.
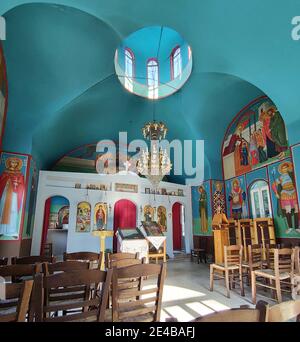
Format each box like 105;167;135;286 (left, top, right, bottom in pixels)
212;212;229;264
92;230;114;270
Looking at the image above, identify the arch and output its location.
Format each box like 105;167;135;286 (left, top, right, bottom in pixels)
170;45;182;80
113;199;137;251
40;195;70;254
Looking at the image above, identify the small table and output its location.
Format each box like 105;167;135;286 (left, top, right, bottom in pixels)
92;230;114;270
191;248;207;264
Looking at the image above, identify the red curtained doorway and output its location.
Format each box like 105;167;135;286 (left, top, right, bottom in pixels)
113;199;137;252
172;202;182;251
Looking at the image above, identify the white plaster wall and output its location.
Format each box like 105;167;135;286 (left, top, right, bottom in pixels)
31;171;193;259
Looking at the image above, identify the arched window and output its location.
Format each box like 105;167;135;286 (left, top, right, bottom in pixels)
249;180;272;218
124;48;134;92
171;46;182;80
147;58;159;99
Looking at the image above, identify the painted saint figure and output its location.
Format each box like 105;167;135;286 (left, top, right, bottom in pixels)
0;157;25;238
96;207;106;230
240;141;249;166
271;161;300;233
213;181;225;215
157;206;167;232
198;186;208;233
228;178;247;220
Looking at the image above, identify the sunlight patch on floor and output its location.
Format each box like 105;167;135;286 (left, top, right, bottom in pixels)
185;302;215;316
163;305;195;322
201;299;230;312
161;285;206;303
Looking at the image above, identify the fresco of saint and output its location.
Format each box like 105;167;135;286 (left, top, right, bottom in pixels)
213;181;225;215
198;185;208;233
144;205;154;222
76;202;91;232
157;206;167;232
271;161;300;234
228;178;247;220
95;204;107;230
0;157;25;239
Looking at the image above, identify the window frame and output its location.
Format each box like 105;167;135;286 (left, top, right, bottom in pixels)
170;45;182;80
147;57;159;99
124;47;135;92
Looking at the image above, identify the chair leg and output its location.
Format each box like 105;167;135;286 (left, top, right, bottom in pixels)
239;266;245;296
225;269;230;298
210;265;214;291
275;278;282;303
251;271;256;304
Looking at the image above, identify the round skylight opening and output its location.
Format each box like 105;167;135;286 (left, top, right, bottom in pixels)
114;26;193;99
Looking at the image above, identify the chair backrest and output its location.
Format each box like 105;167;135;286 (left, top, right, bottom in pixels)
43;243;53;257
224;245;243;267
274;248;294;276
42;260;90;275
107;252;138;267
34;268;112;322
295;246;300;274
0;279;34;322
192;301;267;322
12;255;56;265
266;300;300;322
110;258;145;269
0;264;39;283
0;257;8;266
248;244;263;269
63;251;102;269
112;263;166;322
266;244;279;268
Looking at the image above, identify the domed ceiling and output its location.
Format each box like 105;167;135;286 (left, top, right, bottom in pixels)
0;1;299;183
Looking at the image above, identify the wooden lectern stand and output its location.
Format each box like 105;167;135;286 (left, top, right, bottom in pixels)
212;212;229;264
92;230;114;270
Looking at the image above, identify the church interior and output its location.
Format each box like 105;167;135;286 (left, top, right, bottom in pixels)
1;0;300;324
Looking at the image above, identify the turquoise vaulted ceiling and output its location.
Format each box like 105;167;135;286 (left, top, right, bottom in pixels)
1;0;300;183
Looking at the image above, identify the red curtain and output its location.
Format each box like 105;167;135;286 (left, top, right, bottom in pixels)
172;202;182;251
40;198;51;255
113;199;137;251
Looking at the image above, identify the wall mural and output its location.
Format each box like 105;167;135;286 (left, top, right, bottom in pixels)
212;180;226;215
94;203;107;230
157;206;167;232
0;44;7;149
144;205;154;222
48;196;69;229
268;159;300;237
76;202;91;232
191;181;212;236
226;175;248;220
0;152;28;240
222;97;289;180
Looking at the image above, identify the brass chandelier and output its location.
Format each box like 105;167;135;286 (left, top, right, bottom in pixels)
137;120;172;189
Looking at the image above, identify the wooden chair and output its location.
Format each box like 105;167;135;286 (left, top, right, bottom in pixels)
0;264;39;283
111;263;166;322
110;258;145;269
265;300;300;322
63;252;102;269
251;248;295;304
210;245;244;298
42;260;90;275
43;243;53;257
191;301;267;322
34;268;112;322
12;255;56;265
106;252;138;269
0;257;8;266
242;244;263;286
0;280;34;322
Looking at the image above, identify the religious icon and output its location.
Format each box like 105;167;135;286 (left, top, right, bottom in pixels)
213;181;225;215
198;185;208;233
228;178;247;220
94;203;107;230
157;206;167;232
144;205;154;222
271;161;300;234
0;156;25;239
76;202;91;232
259;102;288;160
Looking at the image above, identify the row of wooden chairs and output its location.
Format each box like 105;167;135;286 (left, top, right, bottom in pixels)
0;252;165;322
210;244;300;302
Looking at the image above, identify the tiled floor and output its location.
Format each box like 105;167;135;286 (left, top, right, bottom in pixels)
153;258;291;322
